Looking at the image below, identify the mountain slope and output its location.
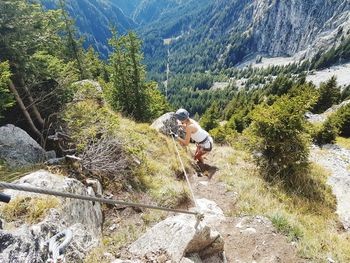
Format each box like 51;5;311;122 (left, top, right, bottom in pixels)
42;0;137;58
141;0;350;73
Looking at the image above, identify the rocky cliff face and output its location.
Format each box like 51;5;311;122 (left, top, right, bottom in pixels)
247;0;350;58
198;0;350;61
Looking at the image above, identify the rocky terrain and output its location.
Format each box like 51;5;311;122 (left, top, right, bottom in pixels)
310;144;350;230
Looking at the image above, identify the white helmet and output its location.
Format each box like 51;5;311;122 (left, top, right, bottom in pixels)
175;108;189;121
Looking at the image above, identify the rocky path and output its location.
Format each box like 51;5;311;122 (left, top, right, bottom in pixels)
310;144;350;230
190;146;302;263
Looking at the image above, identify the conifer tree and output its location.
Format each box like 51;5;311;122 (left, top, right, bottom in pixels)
200;101;220;131
109;30;166;121
58;0;87;79
0;62;14;118
313;76;341;113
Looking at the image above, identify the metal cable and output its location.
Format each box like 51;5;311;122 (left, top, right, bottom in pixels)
170;135;199;208
0;182;198;216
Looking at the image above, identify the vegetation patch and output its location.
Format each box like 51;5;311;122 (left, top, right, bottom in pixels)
336;137;350;150
0;196;60;224
216;146;349;262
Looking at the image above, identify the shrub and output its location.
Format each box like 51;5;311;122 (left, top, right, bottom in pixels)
210;125;238;144
312;76;341;114
332;103;350;137
249;84;318;182
0;61;14;118
311;119;339;145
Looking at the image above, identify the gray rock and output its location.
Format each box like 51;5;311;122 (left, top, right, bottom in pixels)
306;99;350;124
45;150;56;160
0;124;47;168
128;199;225;263
151;112;186;138
112;260;142;263
45;157;65;165
0;170;103;262
310;145;350;230
151;112;178;135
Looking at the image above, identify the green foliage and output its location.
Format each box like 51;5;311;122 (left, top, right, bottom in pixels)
270;213;303;241
341;85;350;101
210;125;238;144
0;0;65;73
264;75;294;97
84;46;109;81
109;30;168;122
249;84;318;181
328;103;350;137
63;82;119;150
145;82;172;120
312;76;341;114
0;61;14;118
311;120;339;145
167;84;235;116
0;0;87;128
200;101;220;131
311;36;350;69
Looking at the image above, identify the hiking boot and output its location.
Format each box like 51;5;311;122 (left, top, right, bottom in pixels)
196;172;203;177
197;162;209;172
203;165;219;179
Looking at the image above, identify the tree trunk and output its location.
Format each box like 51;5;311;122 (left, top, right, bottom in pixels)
8;80;44;144
22;84;45;128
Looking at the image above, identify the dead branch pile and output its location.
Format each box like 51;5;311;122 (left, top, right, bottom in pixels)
79;136;130;177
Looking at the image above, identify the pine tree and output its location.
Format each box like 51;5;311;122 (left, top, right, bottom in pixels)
313;76;341;113
109;30;168;121
0;61;14;118
200;101;220;131
58;0;87;79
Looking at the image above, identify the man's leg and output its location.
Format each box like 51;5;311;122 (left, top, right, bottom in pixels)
195;146;207;164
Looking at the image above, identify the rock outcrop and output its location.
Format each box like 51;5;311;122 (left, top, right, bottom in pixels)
0;124;47;168
125;199;226;263
151;112;178;135
305;99;350;124
151;112;186;139
0;170;103;262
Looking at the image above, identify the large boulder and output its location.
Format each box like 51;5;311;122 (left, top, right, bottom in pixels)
0;170;103;262
0;124;47;168
127;199;226;263
151;112;185;138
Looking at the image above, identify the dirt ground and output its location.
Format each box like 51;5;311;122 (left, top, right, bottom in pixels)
190;146;304;263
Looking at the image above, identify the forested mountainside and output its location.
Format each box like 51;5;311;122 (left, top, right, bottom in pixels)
1;1;350;262
46;0;350;75
142;0;350;73
42;0;137;58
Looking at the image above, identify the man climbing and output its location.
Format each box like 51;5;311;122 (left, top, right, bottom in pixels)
172;108;217;177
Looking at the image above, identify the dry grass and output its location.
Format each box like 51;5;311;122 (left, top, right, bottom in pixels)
336;136;350;150
0;164;45;183
213;146;350;262
0;196;60;224
114;117;194;208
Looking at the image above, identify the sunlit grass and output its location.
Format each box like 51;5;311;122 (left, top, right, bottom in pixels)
336;136;350;150
0;164;45;183
0;196;60;224
215;147;350;262
116;117;193;208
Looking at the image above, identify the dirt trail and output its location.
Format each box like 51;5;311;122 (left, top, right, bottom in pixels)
190;146;303;263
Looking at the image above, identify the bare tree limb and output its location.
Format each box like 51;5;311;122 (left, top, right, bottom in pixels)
8;79;44;144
